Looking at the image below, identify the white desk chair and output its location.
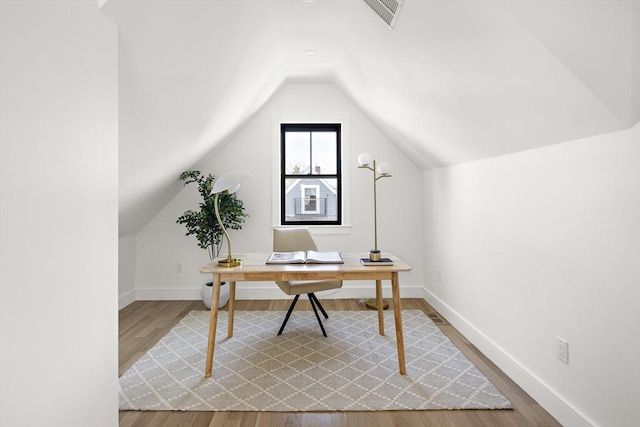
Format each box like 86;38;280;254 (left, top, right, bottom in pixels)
273;228;342;337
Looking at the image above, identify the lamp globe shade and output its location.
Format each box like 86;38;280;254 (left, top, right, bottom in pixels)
377;162;391;175
357;153;372;167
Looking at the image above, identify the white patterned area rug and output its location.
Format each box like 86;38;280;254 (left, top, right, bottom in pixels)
119;310;512;412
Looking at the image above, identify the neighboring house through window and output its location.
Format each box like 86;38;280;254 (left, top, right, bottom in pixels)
281;123;341;225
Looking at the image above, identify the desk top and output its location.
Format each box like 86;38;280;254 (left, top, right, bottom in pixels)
200;252;411;282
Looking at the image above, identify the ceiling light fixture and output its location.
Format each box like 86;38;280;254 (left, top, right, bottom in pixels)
304;49;317;56
302;0;316;5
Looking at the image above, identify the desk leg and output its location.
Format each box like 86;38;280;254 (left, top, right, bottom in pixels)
376;280;384;335
391;272;406;375
227;281;236;338
205;273;221;378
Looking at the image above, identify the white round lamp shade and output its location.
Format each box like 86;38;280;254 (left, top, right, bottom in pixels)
357;153;372;167
377;162;391;175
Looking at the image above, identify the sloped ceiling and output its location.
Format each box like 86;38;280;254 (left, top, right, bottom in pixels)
103;0;640;236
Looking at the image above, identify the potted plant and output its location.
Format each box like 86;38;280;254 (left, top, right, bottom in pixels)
177;170;249;309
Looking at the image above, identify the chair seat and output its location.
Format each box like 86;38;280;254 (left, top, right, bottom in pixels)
276;280;342;296
272;227;343;336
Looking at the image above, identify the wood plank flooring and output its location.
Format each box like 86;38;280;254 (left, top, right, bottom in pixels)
119;299;562;427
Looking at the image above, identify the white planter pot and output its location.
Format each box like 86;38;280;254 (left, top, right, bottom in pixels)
201;282;230;309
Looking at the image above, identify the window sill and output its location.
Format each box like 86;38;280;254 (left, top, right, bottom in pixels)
271;224;352;235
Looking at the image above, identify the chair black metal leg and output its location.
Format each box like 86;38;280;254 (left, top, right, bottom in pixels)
278;294;300;336
308;293;328;337
309;293;329;319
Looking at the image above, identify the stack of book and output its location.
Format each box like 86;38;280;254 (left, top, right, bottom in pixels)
360;257;393;266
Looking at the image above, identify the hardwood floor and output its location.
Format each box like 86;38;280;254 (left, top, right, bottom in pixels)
119;299;562;427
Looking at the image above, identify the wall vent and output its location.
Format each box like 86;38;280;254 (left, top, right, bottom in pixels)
362;0;403;28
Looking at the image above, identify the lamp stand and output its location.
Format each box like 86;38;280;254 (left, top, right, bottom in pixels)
358;158;392;310
214;192;241;268
365;299;389;310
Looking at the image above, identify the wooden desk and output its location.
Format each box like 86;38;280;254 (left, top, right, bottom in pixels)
200;252;412;378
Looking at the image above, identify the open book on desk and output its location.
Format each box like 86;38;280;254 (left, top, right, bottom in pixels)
266;251;344;264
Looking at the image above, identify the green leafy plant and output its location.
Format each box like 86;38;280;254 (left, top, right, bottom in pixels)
177;170;249;261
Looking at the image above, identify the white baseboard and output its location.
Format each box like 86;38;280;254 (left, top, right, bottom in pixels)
422;288;596;427
118;290;136;310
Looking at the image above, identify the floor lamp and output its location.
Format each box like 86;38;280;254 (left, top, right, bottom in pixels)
357;153;391;309
211;171;252;267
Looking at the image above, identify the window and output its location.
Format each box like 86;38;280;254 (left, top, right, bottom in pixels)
281;123;341;225
301;185;320;214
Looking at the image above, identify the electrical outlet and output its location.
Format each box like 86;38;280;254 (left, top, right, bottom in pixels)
556;337;569;364
176;262;183;273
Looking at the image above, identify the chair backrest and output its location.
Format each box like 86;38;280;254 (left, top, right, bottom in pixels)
273;228;318;252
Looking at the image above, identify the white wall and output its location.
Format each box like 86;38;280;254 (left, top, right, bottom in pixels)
132;83;424;301
0;2;119;427
118;235;137;309
424;124;640;427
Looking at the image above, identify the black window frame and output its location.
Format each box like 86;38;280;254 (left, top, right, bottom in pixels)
280;123;342;226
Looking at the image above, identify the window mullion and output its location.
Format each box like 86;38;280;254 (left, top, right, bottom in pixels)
309;131;313;176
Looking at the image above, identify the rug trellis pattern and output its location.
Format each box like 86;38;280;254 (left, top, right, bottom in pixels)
119;310;512;411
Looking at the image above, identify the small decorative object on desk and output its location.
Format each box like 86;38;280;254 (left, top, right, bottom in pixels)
360;257;394;266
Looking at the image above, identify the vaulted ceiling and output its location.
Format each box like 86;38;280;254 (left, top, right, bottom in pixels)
103;0;640;236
